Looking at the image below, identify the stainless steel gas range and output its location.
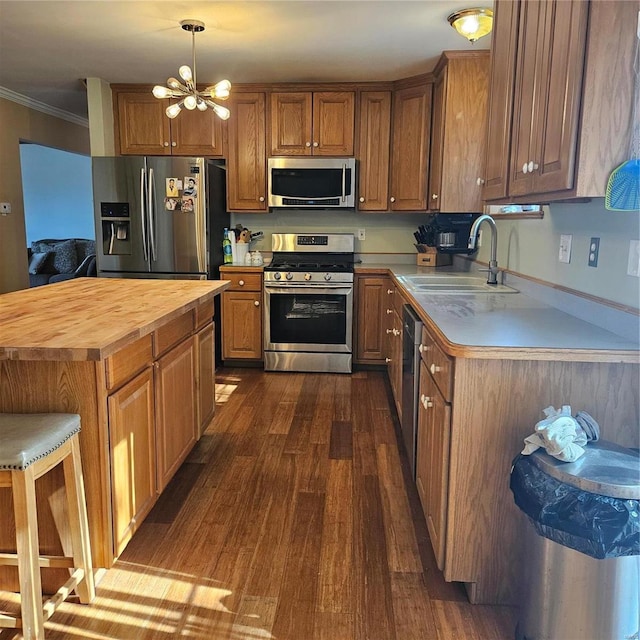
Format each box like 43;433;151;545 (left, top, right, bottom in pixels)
263;233;355;373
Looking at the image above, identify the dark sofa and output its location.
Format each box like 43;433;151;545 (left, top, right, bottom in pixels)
28;238;97;287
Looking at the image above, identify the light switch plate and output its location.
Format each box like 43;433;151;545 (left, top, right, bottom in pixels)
559;234;572;264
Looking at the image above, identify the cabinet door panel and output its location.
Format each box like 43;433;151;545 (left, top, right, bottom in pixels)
117;92;171;156
155;337;197;491
428;71;446;212
355;276;387;362
270;92;313;156
171;108;224;157
313;92;355;156
108;367;156;556
227;93;267;211
390;84;432;211
222;291;263;359
196;323;215;436
357;91;391;211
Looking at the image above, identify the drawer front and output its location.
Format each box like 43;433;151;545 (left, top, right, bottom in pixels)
195;299;215;329
223;272;262;292
105;334;153;391
154;311;195;357
420;326;453;402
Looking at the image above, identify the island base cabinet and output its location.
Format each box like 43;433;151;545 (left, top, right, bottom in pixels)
108;367;156;557
155;336;197;493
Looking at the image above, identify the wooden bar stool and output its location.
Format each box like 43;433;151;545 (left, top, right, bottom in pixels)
0;413;95;640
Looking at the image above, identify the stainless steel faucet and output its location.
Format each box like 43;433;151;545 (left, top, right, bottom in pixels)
468;214;499;285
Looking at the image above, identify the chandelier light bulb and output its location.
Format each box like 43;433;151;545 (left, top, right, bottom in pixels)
153;19;231;120
460;15;480;34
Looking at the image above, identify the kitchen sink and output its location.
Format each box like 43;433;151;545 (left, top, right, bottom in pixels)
397;274;518;294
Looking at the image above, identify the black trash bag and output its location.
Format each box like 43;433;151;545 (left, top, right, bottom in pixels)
510;454;640;559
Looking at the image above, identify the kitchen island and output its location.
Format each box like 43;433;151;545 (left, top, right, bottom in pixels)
0;277;229;590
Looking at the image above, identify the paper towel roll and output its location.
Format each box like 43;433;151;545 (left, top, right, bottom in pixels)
229;230;237;264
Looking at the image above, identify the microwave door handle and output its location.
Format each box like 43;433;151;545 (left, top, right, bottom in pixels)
140;168;149;261
342;163;346;203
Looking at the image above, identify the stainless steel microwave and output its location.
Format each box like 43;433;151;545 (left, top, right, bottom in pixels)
267;157;356;208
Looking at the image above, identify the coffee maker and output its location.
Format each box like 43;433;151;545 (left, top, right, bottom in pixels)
418;213;481;254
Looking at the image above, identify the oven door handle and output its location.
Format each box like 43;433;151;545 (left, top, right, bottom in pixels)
264;284;353;294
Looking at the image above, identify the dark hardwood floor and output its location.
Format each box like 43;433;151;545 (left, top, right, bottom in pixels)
1;368;517;639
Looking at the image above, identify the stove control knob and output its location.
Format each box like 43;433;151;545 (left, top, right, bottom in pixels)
304;273;312;281
286;272;293;280
274;272;282;280
324;273;332;281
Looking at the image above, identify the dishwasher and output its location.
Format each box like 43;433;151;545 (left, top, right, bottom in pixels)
401;305;423;480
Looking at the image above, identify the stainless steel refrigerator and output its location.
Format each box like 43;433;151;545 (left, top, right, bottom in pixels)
92;156;229;280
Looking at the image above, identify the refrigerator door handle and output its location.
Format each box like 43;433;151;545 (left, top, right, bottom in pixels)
148;167;158;261
140;168;149;261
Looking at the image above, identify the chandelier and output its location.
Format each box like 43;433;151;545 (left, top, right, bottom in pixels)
447;8;493;43
152;19;231;120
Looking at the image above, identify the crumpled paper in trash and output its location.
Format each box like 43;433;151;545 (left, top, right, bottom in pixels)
521;405;594;462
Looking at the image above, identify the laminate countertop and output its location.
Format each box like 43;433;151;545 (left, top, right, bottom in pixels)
356;264;640;363
0;277;230;362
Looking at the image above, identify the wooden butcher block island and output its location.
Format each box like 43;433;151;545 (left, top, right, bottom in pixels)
0;278;229;589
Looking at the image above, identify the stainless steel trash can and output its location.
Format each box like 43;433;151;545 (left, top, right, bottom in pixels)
511;440;640;640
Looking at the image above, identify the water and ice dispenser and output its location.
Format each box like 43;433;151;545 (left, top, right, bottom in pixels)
100;202;131;255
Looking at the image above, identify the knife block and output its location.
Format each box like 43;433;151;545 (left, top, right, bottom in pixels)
416;246;452;267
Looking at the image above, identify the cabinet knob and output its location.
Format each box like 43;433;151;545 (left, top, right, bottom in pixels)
386;309;393;314
254;300;260;307
476;177;485;186
421;394;433;409
431;193;438;200
313;142;319;147
305;142;311;147
393;328;400;336
390;197;396;203
419;343;430;353
164;142;170;147
387;289;393;295
522;162;528;174
430;363;441;375
238;280;245;286
171;141;177;147
385;357;392;363
528;160;539;172
359;197;365;203
386;328;393;334
259;196;265;202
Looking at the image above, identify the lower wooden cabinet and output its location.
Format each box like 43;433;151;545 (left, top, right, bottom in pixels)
354;275;389;363
387;306;403;422
196;322;216;435
416;360;451;570
154;336;197;492
108;367;157;556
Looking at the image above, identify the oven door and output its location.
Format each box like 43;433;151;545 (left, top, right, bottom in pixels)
264;283;353;353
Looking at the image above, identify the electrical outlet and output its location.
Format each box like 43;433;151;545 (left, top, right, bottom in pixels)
588;237;600;268
0;202;11;215
357;228;366;241
558;234;572;264
627;240;640;277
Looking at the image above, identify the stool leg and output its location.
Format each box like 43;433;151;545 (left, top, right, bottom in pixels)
12;467;45;640
62;436;96;604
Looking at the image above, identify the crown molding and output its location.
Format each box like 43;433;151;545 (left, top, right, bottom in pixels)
0;86;89;128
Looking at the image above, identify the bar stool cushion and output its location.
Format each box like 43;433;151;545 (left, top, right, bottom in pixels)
0;413;81;471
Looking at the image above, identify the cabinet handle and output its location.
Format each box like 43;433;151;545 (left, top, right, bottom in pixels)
476;177;485;186
164;142;170;147
387;289;393;295
305;142;311;147
386;328;393;334
171;141;177;147
313;141;319;147
254;300;260;307
430;363;441;375
386;309;393;314
390;197;396;203
359;196;365;203
238;280;245;286
385;357;392;363
259;196;265;202
431;193;438;200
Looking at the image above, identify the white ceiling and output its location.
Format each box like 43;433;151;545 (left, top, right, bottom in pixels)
0;1;492;120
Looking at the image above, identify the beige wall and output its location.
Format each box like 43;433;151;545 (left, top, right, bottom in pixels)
0;98;90;293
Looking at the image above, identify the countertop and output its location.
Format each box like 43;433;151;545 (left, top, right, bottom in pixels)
356;263;640;363
0;277;230;362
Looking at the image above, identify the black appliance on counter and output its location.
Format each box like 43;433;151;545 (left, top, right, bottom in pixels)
415;213;481;254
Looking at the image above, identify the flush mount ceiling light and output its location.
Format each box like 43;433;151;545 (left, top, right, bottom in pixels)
152;19;231;120
447;8;493;43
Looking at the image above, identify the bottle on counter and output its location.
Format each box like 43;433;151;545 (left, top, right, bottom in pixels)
223;228;233;264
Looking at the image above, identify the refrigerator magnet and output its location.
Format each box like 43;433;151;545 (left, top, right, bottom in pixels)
183;176;198;197
165;197;178;211
166;178;179;197
181;196;195;213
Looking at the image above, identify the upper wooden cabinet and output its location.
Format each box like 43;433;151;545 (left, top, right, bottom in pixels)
389;82;433;211
270;91;355;156
226;92;268;212
356;91;391;211
483;0;637;203
428;52;489;213
113;88;224;157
